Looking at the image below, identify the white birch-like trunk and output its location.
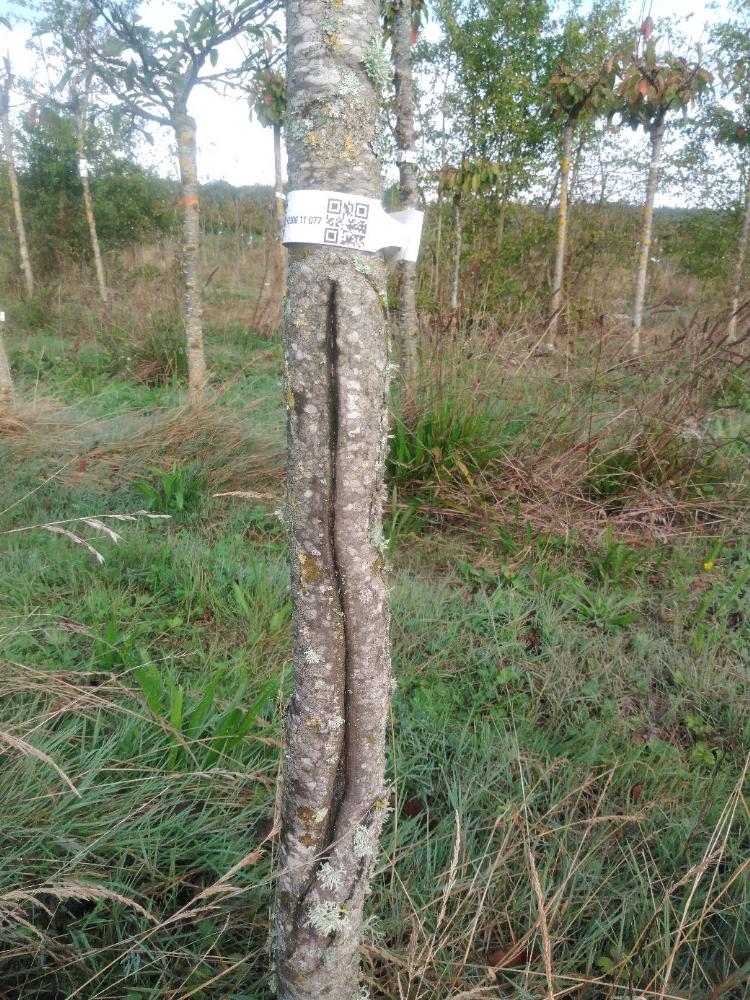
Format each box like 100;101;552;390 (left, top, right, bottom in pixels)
273;122;285;241
630;117;665;358
1;61;34;300
548;123;573;352
173;112;208;406
273;4;392;999
728;168;750;344
393;0;419;385
75;95;108;304
0;319;14;410
450;194;462;335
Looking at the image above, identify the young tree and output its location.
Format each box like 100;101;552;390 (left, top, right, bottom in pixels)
0;313;14;410
74;0;277;405
387;0;427;383
437;0;555;252
74;87;108;302
712;14;750;343
273;3;393;997
1;57;35;298
618;20;712;357
544;2;623;351
249;65;286;242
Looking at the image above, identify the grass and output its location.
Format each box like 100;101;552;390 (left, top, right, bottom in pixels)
1;316;749;999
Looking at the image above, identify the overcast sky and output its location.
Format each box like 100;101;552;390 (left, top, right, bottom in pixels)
0;0;734;188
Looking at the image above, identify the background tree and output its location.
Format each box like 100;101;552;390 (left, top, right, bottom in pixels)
618;20;712;356
73;0;277;405
712;12;750;343
249;63;286;243
386;0;427;384
273;2;393;996
437;0;554;254
1;56;35;298
0;313;13;410
544;1;623;351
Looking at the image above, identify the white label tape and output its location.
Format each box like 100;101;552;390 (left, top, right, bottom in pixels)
396;149;417;164
0;311;5;322
283;189;423;263
79;158;89;178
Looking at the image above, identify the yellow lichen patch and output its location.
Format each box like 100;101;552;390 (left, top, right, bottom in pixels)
341;134;359;160
299;552;321;584
298;805;317;825
307;132;322;149
307;717;322;732
287;386;295;410
371;554;385;575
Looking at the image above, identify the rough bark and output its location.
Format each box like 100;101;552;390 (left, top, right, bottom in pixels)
75;93;108;304
174;111;208;406
273;3;392;999
630;116;665;358
450;194;462;336
0;320;14;410
1;60;34;300
393;0;419;386
728;169;750;345
548;123;573;352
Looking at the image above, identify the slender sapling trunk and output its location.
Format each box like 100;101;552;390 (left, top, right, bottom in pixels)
0;315;14;410
273;3;393;998
75;93;108;304
173;111;208;406
393;0;419;386
1;59;34;299
450;193;462;335
630;116;666;357
548;122;573;352
728;168;750;344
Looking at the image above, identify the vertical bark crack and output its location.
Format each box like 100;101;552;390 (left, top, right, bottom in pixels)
324;280;349;850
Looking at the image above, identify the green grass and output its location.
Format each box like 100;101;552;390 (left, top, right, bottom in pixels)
1;328;749;998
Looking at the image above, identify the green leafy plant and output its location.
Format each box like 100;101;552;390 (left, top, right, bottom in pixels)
134;461;204;515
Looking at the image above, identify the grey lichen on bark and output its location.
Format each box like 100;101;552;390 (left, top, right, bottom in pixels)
630;114;666;358
174;111;208;407
392;0;419;386
273;2;392;998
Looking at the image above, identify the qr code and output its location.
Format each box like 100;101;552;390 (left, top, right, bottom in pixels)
324;197;370;249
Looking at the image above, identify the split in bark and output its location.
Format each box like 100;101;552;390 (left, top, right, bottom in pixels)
174;111;208;407
548;123;573;353
1;57;34;299
393;0;419;388
273;4;392;998
630;115;666;358
728;169;750;345
75;90;108;304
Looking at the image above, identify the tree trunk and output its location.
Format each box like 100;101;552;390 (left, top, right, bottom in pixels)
273;122;285;241
173;111;208;406
1;61;34;300
0;317;14;410
728;168;750;345
548;123;573;352
393;0;419;386
630;117;665;358
273;121;287;295
450;194;462;336
273;4;392;1000
75;94;108;304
